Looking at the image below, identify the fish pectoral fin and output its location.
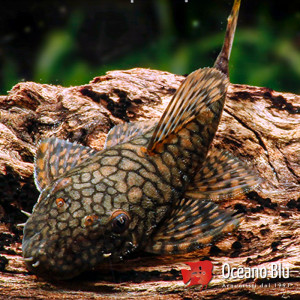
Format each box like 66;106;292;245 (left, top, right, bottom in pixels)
147;68;229;154
145;197;240;254
185;148;261;201
104;120;156;149
34;137;97;191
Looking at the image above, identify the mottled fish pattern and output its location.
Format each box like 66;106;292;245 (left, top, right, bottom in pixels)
22;0;258;280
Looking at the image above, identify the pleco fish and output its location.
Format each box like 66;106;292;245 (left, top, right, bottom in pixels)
23;0;258;280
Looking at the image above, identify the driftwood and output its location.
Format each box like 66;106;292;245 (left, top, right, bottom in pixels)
0;68;299;299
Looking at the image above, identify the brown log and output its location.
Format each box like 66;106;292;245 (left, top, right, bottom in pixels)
0;68;299;299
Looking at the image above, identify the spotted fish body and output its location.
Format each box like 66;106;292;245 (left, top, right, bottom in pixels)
23;0;257;279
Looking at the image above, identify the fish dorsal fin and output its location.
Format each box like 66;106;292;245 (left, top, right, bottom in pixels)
145;197;240;254
104;120;156;149
147;68;228;153
34;137;97;191
185;148;261;201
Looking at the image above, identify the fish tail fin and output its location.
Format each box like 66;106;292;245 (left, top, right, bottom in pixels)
214;0;241;76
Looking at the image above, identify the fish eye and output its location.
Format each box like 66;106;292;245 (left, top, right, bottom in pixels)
111;210;130;234
55;198;65;208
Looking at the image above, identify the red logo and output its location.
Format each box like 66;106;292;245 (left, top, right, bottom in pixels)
181;260;213;288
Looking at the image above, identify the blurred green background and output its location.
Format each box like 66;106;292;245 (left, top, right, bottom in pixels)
1;0;300;95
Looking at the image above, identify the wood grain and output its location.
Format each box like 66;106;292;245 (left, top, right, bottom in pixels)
0;68;299;299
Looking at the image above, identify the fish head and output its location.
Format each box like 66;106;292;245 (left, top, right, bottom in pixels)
22;171;136;280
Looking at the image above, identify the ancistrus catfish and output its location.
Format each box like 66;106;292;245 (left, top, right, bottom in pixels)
22;0;259;280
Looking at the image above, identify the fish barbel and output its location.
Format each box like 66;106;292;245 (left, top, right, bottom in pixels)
22;0;258;280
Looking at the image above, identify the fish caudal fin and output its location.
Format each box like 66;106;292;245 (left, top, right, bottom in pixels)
147;68;228;153
104;120;155;148
185;148;261;201
214;0;241;76
145;197;240;254
34;137;97;191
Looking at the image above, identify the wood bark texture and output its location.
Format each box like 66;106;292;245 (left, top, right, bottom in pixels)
0;68;299;299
